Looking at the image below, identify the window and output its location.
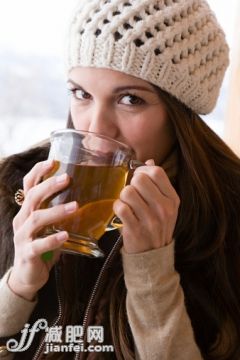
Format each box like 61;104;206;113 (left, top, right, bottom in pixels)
0;0;239;156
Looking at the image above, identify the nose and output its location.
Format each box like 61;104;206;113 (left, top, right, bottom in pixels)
88;102;119;139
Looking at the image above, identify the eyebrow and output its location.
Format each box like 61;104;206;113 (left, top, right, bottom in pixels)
67;79;156;94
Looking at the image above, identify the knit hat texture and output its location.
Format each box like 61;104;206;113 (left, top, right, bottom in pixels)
67;0;229;114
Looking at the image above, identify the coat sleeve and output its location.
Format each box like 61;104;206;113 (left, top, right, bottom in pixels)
0;268;38;336
0;268;38;359
121;241;203;360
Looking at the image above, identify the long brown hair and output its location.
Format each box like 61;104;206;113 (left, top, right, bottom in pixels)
68;90;240;359
158;89;240;359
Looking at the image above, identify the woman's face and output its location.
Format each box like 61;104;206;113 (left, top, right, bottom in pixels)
68;67;175;164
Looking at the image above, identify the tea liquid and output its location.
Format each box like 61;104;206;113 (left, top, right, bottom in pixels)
44;161;128;240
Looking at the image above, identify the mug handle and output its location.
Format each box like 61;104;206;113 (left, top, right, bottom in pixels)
106;159;144;231
107;215;123;230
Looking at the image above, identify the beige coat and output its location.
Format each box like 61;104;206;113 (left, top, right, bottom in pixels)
0;241;203;359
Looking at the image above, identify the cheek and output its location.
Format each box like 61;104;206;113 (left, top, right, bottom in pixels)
118;121;143;145
122;116;175;162
120;123;155;161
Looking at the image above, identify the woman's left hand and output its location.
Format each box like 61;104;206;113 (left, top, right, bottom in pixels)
113;160;180;254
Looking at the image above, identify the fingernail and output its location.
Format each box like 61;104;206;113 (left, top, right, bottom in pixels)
64;201;78;213
145;159;155;166
56;173;68;183
41;251;53;261
44;159;54;168
56;231;68;241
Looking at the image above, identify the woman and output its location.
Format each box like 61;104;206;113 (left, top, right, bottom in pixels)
0;0;240;359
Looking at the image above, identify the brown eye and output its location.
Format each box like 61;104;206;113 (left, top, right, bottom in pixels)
120;94;145;105
69;89;91;100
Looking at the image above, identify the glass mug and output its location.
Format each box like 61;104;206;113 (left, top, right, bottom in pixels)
42;129;140;258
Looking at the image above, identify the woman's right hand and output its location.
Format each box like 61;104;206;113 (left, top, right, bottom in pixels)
8;159;78;301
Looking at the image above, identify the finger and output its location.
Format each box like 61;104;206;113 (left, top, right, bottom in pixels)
26;231;69;260
23;159;55;193
113;199;138;227
24;173;70;210
15;201;78;241
47;249;62;267
119;185;149;220
41;249;62;267
14;173;70;229
134;165;177;199
131;172;167;210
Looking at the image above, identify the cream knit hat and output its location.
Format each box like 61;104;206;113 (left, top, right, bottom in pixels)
67;0;229;114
